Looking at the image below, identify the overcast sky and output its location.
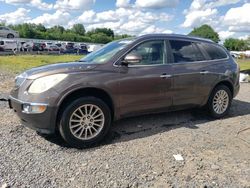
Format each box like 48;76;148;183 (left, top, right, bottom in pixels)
0;0;249;40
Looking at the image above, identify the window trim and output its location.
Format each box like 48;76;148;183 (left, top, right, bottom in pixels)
194;42;211;60
113;38;168;68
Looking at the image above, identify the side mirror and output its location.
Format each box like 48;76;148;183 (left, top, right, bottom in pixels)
122;52;142;65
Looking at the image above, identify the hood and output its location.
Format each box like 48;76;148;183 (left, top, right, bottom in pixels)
25;61;98;79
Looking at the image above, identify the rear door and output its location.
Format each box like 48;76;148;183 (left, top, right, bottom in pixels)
168;39;208;107
195;42;230;100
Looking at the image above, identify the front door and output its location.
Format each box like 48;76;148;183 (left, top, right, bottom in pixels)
117;39;174;117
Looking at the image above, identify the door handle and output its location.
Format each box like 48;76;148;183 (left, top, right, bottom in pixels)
200;70;209;74
160;74;172;78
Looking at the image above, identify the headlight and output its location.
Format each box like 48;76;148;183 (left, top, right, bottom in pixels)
28;74;68;94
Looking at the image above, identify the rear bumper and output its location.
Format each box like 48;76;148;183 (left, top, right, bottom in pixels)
234;83;240;98
9;96;56;134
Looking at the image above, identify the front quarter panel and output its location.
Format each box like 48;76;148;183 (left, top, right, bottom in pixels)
52;68;121;111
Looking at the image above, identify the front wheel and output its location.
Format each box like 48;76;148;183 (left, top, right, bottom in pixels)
59;97;111;148
207;85;232;118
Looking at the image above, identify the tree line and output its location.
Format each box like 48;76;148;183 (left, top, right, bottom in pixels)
0;23;131;44
188;24;249;51
1;22;249;51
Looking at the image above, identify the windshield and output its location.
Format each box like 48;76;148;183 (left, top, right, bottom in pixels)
80;38;134;64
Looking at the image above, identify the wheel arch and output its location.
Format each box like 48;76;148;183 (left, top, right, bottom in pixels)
213;80;234;96
7;33;14;38
206;80;234;105
55;87;115;130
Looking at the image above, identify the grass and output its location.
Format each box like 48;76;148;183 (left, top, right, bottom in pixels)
0;55;249;74
0;55;82;73
237;59;250;71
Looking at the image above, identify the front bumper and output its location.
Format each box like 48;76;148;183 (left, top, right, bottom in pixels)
9;96;57;134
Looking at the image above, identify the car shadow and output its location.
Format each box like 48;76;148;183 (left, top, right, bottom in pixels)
39;99;250;149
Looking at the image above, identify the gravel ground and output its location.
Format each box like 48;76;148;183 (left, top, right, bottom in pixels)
0;72;250;188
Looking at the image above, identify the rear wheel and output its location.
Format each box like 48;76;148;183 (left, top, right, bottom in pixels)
207;85;232;118
59;97;111;148
7;34;14;38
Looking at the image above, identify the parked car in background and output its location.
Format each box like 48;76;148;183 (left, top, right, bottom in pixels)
32;42;46;51
9;34;240;148
76;43;88;51
44;42;54;51
47;45;60;51
55;43;66;51
66;42;75;49
88;44;103;52
20;41;33;51
0;26;19;38
75;43;89;54
0;39;18;51
0;41;4;51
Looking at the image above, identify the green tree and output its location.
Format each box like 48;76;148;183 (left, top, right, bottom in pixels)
90;33;112;43
114;34;133;40
224;38;248;51
4;23;130;43
35;24;46;32
87;28;115;39
48;25;65;34
15;23;35;38
71;24;86;36
246;36;250;49
189;24;220;43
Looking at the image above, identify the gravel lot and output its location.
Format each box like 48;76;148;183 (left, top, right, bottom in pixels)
0;72;250;188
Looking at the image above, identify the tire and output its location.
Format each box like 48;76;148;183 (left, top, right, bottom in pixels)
7;34;14;38
59;97;111;148
207;85;232;118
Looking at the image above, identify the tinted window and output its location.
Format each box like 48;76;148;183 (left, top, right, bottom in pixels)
128;40;165;65
199;43;228;60
169;40;205;63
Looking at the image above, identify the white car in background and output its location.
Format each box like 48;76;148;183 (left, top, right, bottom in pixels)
0;26;19;38
0;39;18;51
87;44;103;52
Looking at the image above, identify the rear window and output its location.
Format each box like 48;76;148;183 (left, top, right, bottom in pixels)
199;43;228;60
169;40;205;63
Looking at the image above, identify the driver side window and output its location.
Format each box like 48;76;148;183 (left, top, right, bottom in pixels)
129;40;165;65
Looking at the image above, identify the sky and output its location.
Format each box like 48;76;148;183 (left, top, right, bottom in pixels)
0;0;249;41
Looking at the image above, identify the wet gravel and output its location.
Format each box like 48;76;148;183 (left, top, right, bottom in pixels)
0;72;250;188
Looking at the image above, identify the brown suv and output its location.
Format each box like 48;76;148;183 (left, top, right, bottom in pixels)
9;34;240;148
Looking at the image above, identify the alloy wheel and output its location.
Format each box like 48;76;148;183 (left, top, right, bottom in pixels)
212;90;229;114
69;104;105;140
